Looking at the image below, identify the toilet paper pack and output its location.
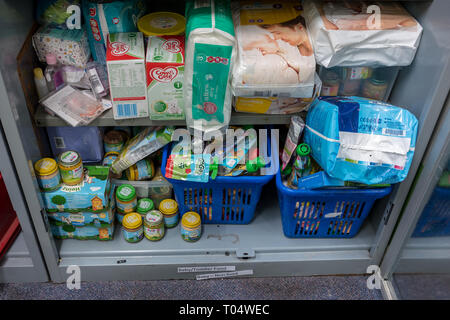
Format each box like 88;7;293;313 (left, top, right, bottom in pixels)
184;0;236;134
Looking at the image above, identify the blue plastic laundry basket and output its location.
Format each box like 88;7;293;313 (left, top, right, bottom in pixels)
276;170;392;238
161;134;278;224
412;187;450;237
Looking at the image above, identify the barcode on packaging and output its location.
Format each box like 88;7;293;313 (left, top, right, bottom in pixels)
54;137;65;149
117;104;138;118
382;128;406;136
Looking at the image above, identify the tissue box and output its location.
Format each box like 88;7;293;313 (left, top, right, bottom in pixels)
41;166;112;213
49;221;114;241
32;26;91;68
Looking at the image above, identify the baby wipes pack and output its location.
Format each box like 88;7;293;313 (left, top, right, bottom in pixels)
82;0;147;64
184;0;236;134
232;0;316;98
304;96;418;185
146;35;185;120
303;0;423;68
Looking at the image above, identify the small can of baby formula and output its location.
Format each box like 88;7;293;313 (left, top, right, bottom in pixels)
34;158;61;192
104;130;124;153
159;199;179;228
58;151;84;186
116;184;137;214
144;210;165;241
122;212;144;243
181;212;202;243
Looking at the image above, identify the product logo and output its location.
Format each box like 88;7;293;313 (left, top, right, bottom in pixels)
151;67;179;83
89;8;96;17
90;18;101;41
203;102;218;115
110;42;130;56
162;39;182;53
112;17;120;25
206;56;229;65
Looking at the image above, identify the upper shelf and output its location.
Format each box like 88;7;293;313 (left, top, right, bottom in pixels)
34;106;295;127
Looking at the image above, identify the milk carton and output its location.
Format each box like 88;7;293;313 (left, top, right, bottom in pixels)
146;35;185;120
107;32;148;119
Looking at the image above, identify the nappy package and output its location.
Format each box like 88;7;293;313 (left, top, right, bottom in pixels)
304;96;418;185
303;0;423;68
184;0;236;134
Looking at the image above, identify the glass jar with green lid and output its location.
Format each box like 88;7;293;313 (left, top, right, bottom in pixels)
144;210;165;241
137;198;154;220
159;199;179;228
116;184;137;214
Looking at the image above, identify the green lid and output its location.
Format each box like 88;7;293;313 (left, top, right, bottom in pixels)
210;156;219;180
296;144;311;157
246;157;266;173
137;198;154;214
116;185;136;202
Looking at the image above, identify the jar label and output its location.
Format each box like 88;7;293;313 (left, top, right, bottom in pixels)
123;228;143;243
61;151;79;163
164;214;179;228
144;226;165;240
119;186;133;197
146;211;162;223
181;226;201;242
117;200;137;213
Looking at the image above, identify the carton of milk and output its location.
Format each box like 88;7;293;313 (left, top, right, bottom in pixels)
107;32;148;119
146;35;185;120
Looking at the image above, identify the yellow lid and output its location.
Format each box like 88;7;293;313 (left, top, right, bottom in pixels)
159;199;178;215
182;212;201;228
34;158;58;176
126;165;137;181
138;12;186;36
34;68;44;80
122;212;142;229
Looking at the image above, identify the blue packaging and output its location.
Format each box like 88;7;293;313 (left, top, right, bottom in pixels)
47;126;104;163
304;96;418;185
82;0;147;64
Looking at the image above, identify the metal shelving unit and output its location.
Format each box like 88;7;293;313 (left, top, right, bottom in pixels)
0;0;449;284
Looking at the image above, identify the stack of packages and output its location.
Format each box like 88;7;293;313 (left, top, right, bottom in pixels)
40;166;116;240
231;0;320;115
279;0;423;189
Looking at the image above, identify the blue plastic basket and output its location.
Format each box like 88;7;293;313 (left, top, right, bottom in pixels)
412;187;450;237
161;134;278;224
276;170;392;238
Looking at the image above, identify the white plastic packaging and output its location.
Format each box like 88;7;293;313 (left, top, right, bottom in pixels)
303;0;423;68
231;1;316;98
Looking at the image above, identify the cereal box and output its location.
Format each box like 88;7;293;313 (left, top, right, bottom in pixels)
146;35;185;120
107;32;148;119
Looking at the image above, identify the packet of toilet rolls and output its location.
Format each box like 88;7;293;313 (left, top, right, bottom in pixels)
111;126;174;175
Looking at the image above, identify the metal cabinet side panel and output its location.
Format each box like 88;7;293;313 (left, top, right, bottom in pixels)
0;0;62;281
370;0;450;265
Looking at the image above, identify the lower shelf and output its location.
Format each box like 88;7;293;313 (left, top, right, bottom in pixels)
52;192;378;282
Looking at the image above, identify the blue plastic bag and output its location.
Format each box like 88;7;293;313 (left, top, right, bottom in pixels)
304;96;418;185
82;0;147;63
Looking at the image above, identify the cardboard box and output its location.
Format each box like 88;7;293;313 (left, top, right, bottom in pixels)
49;222;114;241
41;166;112;213
146;36;185;120
107;32;148;119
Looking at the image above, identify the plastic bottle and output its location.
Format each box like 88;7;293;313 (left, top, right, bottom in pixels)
33;68;49;99
44;53;64;92
287;143;312;188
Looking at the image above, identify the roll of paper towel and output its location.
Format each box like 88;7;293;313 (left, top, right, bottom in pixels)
184;0;236;135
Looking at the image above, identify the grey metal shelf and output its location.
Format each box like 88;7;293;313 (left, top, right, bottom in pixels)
34;106;294;127
52;195;376;282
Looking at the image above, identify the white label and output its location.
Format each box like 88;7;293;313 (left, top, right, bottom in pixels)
196;270;253;280
178;266;236;273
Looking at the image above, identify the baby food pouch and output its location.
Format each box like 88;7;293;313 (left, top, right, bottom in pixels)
146;35;185;120
165;154;211;183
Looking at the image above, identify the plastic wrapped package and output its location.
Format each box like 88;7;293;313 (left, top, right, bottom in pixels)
82;0;147;64
47;126;104;163
184;0;236;135
40;85;111;127
303;0;423;68
304;96;419;185
231;0;316;98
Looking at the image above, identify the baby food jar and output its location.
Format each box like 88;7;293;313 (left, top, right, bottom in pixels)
126;158;155;181
137;198;155;220
58;151;84;186
159;199;179;228
122;212;144;243
181;212;202;243
362;77;388;101
116;184;137;214
144;210;165;241
34;158;61;192
102;151;119;167
321;71;340;96
137;12;186;37
104;130;124;153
